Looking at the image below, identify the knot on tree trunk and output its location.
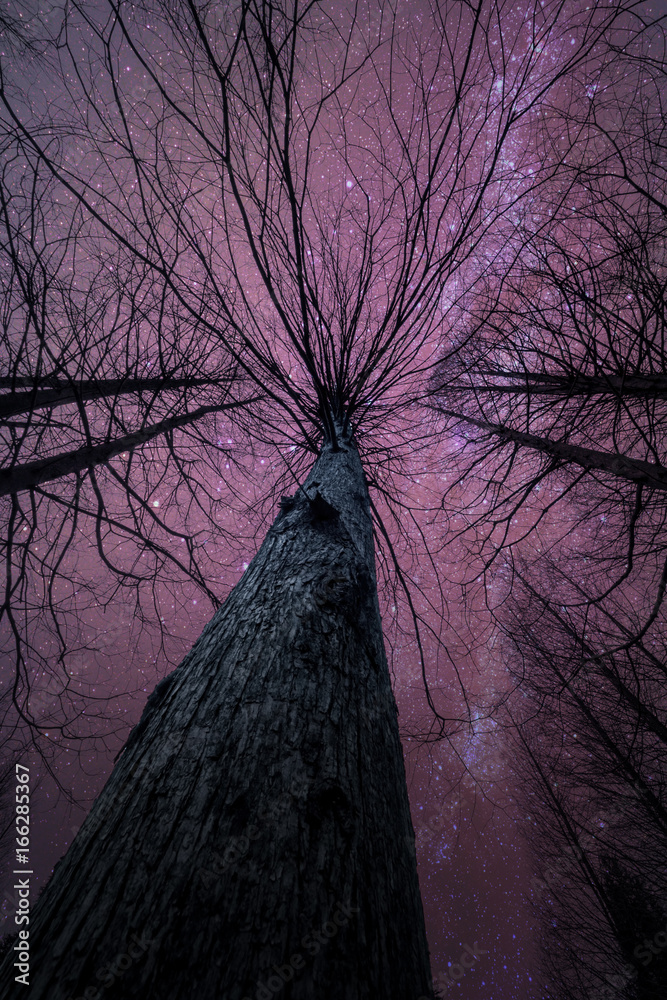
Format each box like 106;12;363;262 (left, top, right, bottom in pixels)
313;570;355;610
308;490;339;522
276;486;339;531
306;782;356;838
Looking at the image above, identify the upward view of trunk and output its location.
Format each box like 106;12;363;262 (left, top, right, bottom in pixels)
0;429;432;1000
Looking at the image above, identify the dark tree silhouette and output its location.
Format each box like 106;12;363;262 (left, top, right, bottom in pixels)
431;14;667;643
0;0;660;997
0;422;436;1000
491;560;667;1000
428;32;667;993
0;0;621;744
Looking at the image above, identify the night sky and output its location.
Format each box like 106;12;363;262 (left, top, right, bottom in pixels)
1;1;666;997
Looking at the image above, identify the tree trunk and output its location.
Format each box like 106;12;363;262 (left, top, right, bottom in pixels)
441;409;667;491
0;377;224;419
447;372;667;397
0;398;251;497
0;431;433;1000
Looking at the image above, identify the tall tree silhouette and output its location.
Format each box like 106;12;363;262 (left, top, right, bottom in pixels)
0;0;658;997
432;15;667;644
493;562;667;1000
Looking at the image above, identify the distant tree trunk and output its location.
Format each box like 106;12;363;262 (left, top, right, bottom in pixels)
0;427;432;1000
0;398;248;497
0;376;224;419
440;409;667;491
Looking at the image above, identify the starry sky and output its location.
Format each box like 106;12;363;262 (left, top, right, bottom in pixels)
1;1;666;997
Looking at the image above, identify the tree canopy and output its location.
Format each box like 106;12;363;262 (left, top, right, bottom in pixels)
1;2;666;993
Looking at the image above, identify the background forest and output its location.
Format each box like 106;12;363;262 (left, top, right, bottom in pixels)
0;0;666;997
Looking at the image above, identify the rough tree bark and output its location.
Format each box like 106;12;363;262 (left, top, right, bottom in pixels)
0;423;432;1000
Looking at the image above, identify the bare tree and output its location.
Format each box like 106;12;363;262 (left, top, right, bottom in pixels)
493;562;667;999
0;0;659;997
431;12;667;646
0;141;259;760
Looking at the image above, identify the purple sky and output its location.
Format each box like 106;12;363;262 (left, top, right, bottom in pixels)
3;1;665;997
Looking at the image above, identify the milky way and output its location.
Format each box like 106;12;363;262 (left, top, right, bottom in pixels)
1;2;665;997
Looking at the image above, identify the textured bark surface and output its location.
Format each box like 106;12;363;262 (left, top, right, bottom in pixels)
0;435;432;999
